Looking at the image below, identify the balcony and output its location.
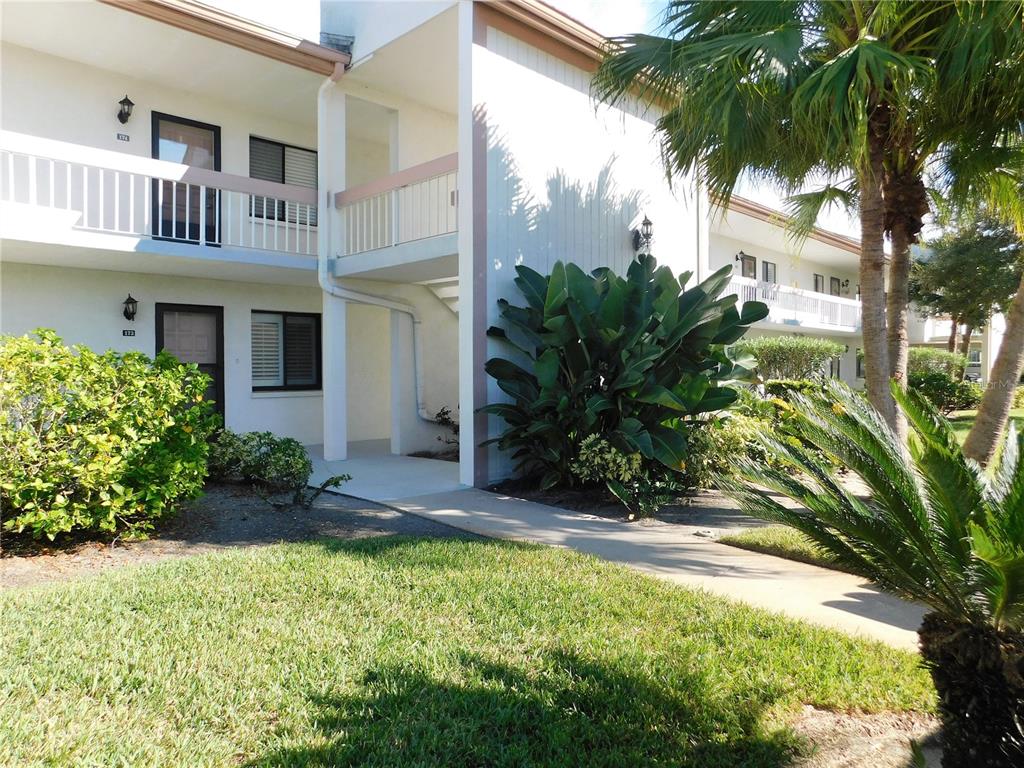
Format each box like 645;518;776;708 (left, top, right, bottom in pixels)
0;131;318;264
727;275;862;334
332;153;458;282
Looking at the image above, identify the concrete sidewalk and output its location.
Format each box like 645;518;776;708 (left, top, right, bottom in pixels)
391;488;925;651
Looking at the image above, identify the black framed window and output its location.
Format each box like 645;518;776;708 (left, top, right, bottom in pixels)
829;276;842;296
813;273;825;293
762;261;777;284
249;137;318;226
251;311;321;391
739;253;756;279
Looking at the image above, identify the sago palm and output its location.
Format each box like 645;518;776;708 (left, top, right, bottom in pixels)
723;380;1024;767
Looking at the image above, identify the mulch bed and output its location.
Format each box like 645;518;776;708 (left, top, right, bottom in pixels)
0;482;476;589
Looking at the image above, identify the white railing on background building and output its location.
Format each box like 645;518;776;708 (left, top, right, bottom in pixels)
335;153;458;256
0;130;318;257
727;275;862;330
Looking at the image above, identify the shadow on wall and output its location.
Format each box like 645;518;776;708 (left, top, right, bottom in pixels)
478;104;646;278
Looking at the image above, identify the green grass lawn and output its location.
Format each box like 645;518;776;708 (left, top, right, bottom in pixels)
947;408;1024;444
0;537;934;768
719;526;855;574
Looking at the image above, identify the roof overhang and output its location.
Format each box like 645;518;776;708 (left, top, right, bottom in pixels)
722;195;861;255
98;0;350;76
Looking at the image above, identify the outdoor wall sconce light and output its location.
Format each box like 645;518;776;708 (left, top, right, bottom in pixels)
735;250;749;261
122;294;138;321
841;279;850;289
117;95;134;124
632;215;653;253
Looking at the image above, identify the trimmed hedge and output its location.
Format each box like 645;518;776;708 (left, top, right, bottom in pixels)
731;336;844;380
0;330;218;539
908;347;967;378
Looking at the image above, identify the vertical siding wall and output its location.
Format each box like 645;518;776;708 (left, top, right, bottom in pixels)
472;27;703;481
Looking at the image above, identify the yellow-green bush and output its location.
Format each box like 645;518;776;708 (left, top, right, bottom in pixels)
0;330;218;539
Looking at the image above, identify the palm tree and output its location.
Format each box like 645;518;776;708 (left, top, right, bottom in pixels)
594;1;1023;442
936;126;1024;465
723;380;1024;766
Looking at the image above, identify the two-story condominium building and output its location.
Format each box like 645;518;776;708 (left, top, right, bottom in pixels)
0;0;868;493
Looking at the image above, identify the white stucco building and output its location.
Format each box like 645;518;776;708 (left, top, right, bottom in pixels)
1;0;877;490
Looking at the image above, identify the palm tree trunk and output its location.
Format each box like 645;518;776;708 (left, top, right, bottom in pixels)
886;221;911;442
959;325;973;358
948;316;959;353
963;273;1024;464
918;613;1024;767
859;134;894;430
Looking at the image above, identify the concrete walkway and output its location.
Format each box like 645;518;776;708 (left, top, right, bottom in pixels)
308;441;461;501
391;488;925;651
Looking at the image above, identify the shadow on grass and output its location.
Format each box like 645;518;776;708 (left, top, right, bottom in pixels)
245;648;800;768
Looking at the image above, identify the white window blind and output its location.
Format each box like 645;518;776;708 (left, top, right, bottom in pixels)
251;313;284;388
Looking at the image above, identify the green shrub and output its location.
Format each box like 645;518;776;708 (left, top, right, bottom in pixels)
483;256;767;490
908;371;982;415
682;414;779;489
908;347;967;378
731;336;844;380
207;429;350;507
569;435;677;518
764;379;820;400
0;329;217;539
208;430;313;492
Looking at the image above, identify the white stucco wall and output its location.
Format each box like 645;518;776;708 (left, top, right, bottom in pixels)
1;43;317;180
709;233;859;298
0;263;448;446
467;26;705;482
0;262;326;443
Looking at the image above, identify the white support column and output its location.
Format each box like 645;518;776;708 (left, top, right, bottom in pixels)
456;0;479;487
319;81;348;460
322;294;348;460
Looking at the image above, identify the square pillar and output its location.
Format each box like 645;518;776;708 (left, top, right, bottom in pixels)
322;294;348;460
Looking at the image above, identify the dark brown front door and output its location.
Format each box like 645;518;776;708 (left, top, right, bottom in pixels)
152;112;221;244
156;304;224;414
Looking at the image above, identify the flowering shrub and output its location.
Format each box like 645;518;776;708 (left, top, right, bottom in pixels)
570;435;679;519
0;330;217;539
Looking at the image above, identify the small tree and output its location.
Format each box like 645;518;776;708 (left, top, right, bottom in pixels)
910;217;1023;356
731;336;845;381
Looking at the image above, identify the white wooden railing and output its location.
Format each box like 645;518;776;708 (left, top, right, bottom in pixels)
0;130;318;256
335;153;457;256
728;275;862;330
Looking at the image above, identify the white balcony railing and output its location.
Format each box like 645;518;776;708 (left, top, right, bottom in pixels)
727;275;861;330
0;130;317;256
335;153;457;256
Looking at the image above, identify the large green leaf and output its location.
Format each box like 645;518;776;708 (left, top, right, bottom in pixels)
648;424;688;471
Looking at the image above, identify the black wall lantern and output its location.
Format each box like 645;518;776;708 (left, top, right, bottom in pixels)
117;95;134;124
631;215;653;253
735;250;749;262
122;294;138;321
